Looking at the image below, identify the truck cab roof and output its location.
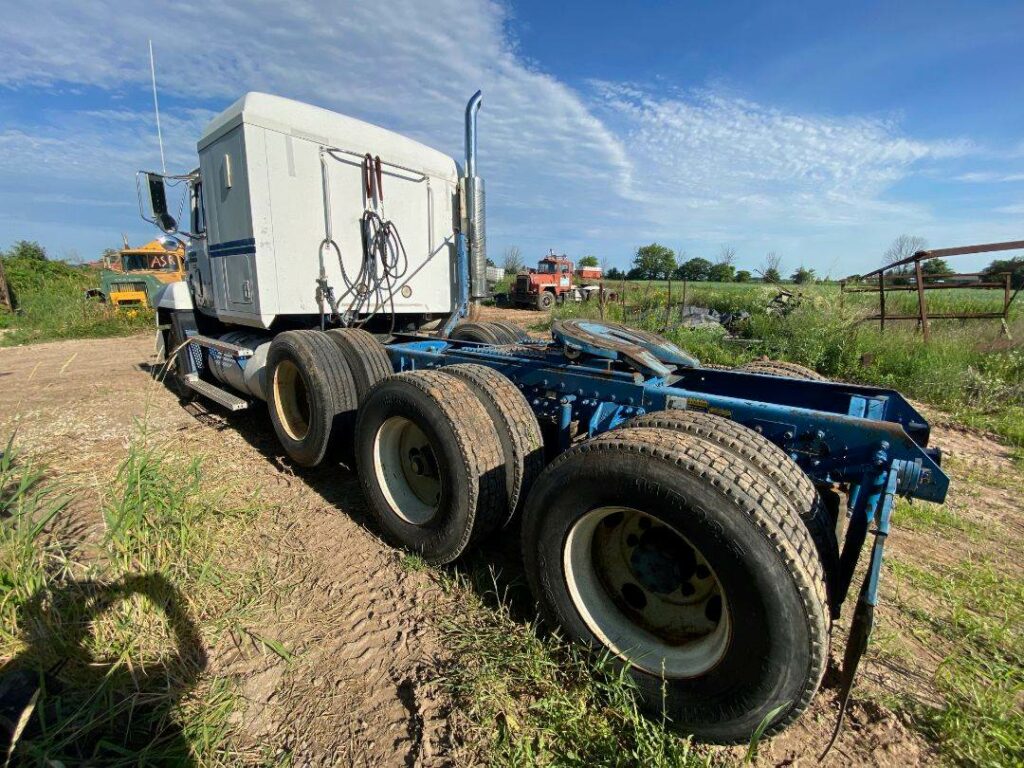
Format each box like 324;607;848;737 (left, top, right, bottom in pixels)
198;92;458;182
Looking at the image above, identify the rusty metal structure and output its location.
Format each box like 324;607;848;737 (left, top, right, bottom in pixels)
840;239;1023;341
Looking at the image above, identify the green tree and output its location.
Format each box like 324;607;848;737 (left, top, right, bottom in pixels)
708;262;736;282
735;269;752;283
921;258;953;276
5;240;47;261
760;252;782;284
791;265;816;284
983;255;1024;289
632;243;676;280
675;257;712;281
578;255;599;268
605;267;625;281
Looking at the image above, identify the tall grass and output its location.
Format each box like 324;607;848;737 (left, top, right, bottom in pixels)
439;565;711;767
887;557;1023;766
0;256;152;346
0;434;264;765
551;282;1024;450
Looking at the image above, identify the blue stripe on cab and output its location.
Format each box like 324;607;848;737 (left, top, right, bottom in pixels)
208;237;256;258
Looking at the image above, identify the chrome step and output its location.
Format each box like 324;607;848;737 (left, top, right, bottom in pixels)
183;374;249;411
186;334;254;358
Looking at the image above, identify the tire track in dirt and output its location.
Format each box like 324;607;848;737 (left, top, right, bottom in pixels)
1;336;454;767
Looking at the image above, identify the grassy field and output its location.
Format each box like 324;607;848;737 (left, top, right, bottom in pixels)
542;280;1024;455
0;434;269;764
0;256;152;347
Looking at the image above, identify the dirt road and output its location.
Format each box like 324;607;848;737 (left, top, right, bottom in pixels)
1;331;1019;765
0;335;452;766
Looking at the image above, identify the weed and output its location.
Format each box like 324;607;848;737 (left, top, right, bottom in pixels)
0;437;70;651
893;497;980;538
0;434;267;765
0;256;152;347
400;552;428;572
550;281;1024;449
887;556;1023;766
438;565;711;767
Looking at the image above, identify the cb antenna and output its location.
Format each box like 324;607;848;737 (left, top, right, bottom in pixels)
148;39;166;175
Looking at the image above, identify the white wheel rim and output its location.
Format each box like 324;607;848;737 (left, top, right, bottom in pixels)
564;506;731;678
373;416;442;525
273;359;310;440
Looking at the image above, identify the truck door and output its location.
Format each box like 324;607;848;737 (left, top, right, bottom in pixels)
199;126;257;316
187;180;215;310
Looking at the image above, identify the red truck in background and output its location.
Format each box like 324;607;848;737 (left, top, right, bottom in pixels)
510;252;603;309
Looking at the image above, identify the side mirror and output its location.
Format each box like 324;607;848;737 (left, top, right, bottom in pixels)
147;173;178;233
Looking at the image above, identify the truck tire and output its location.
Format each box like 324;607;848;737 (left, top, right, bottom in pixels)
613;409;841;614
521;427;828;743
164;314;198;402
537;291;554;311
447;321;503;344
355;370;505;563
326;327;393;401
266;330;357;467
488;320;530;343
738;360;825;380
442;364;544;527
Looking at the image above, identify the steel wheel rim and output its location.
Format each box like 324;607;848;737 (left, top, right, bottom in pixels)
273;359;311;441
564;506;731;678
373;416;442;525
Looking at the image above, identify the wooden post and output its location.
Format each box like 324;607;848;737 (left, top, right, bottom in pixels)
598;279;605;320
0;256;10;312
879;271;886;332
914;258;930;342
682;278;688;312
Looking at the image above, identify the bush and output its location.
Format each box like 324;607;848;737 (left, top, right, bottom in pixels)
0;256;152;345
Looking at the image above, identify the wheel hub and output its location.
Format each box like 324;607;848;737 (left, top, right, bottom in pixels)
564;506;731;678
373;416;442;525
629;524;696;595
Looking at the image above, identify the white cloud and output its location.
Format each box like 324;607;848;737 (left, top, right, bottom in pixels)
589;82;969;229
955;171;1024;183
0;0;1007;271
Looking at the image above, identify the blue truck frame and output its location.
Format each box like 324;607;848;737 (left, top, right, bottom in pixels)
385;336;947;600
384;316;948;736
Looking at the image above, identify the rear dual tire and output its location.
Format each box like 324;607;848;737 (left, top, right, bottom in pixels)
448;321;528;345
738;359;824;380
522;427;829;742
266;328;393;467
355;371;502;563
266;330;358;467
616;409;841;612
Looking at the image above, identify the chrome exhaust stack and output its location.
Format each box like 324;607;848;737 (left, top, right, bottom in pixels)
462;90;487;302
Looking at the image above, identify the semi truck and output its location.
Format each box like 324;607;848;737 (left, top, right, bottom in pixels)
144;90;948;745
90;239;186;309
510;252;575;309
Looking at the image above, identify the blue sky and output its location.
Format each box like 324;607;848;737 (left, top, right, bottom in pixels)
1;0;1022;276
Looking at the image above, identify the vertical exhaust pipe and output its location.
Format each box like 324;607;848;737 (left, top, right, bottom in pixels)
463;90;487;301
